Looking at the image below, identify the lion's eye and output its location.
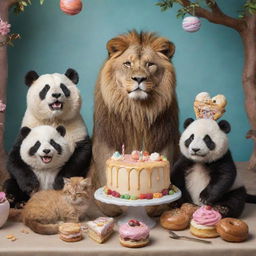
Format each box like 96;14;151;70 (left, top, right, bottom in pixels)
146;62;155;67
123;61;131;68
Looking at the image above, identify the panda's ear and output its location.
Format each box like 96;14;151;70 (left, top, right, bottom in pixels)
65;68;79;85
56;125;66;137
184;118;194;129
25;71;39;87
218;120;231;134
20;126;31;138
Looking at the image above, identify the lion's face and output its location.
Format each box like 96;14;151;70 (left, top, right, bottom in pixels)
112;45;171;100
101;32;176;103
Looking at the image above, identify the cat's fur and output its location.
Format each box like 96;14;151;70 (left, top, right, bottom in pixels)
21;177;91;235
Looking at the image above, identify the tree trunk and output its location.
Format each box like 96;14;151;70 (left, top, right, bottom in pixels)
0;0;16;188
241;14;256;170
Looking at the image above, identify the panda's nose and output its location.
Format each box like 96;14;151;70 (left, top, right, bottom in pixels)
192;148;200;153
52;93;61;98
43;149;51;154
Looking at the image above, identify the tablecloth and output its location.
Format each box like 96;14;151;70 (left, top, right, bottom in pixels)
0;203;255;256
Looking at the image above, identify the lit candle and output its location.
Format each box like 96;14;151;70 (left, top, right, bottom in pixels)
122;144;125;157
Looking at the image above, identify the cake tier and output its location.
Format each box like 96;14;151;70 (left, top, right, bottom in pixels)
106;155;170;197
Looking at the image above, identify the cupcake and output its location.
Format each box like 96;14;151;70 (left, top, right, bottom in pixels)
119;219;150;248
0;192;10;228
190;205;221;238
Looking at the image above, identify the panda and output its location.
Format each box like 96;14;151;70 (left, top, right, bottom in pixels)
4;125;72;207
21;68;92;189
171;118;252;218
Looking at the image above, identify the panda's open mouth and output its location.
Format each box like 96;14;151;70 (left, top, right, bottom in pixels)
49;101;63;111
40;156;53;164
191;153;207;157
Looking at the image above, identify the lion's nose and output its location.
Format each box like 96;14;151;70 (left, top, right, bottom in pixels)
131;76;147;84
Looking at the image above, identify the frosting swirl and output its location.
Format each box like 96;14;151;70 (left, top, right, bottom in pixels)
192;205;221;226
119;221;150;240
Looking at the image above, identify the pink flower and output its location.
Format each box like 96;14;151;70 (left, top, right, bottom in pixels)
0;19;11;36
0;101;6;112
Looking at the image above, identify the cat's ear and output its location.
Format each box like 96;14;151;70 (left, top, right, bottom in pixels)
63;178;71;185
81;178;91;188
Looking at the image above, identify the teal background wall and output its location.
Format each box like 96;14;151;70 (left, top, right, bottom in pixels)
5;0;251;161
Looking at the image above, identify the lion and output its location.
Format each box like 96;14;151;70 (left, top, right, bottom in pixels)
91;30;179;216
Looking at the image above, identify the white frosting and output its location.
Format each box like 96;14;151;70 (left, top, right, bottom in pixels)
87;217;114;236
149;152;160;161
195;92;211;102
60;231;82;239
190;219;215;230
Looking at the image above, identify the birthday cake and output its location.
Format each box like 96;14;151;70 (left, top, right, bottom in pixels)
104;150;176;200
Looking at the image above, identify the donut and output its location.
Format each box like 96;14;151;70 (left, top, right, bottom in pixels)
180;203;199;219
119;219;150;248
160;209;190;230
216;218;248;242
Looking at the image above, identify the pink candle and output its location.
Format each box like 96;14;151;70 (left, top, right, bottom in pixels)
122;144;125;157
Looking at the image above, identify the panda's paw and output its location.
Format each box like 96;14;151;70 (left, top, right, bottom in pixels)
199;189;211;204
53;177;64;190
213;205;229;217
21;178;40;195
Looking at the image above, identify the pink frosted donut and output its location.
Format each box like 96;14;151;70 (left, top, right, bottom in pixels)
119;219;150;248
182;16;201;32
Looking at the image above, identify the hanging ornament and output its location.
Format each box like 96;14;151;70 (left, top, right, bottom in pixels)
60;0;83;15
182;16;201;32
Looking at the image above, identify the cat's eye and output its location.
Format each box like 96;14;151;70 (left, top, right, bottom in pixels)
76;193;83;197
123;61;131;68
146;62;155;67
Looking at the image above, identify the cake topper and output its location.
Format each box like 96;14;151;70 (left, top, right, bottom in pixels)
193;92;227;121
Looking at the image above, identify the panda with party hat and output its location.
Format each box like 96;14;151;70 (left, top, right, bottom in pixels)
171;92;256;217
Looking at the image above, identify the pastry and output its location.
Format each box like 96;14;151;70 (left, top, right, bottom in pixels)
180;203;199;219
194;92;227;120
119;219;150;248
104;150;173;199
190;205;221;238
160;208;190;230
59;223;83;242
87;217;114;243
216;218;248;242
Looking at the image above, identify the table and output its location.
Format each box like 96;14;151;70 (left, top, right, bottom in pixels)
0;203;255;256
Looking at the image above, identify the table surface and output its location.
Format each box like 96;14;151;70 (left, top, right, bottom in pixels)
1;162;256;256
0;203;255;256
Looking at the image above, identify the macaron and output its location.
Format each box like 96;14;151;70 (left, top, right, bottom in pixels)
59;223;83;242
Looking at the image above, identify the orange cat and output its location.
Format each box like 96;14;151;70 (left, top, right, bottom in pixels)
22;177;91;235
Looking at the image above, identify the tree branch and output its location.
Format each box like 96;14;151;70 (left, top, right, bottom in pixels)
178;0;245;32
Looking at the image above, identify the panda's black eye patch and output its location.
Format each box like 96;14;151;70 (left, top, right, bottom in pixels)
39;84;50;100
29;141;41;156
203;135;216;150
185;134;194;148
50;139;62;154
60;83;70;97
